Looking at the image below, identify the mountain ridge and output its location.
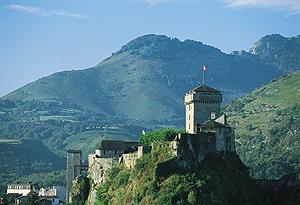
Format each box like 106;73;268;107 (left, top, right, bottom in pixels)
3;33;292;126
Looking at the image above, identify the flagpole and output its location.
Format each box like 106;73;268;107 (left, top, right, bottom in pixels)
202;65;205;85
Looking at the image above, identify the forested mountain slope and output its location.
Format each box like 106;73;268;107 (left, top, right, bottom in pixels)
225;70;300;179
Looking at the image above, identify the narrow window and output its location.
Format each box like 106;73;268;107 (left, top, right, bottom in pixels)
115;150;117;155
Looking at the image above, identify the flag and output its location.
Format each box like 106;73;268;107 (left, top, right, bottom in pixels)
202;65;206;84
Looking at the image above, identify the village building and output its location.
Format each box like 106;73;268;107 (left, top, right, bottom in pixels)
6;182;39;196
39;186;66;202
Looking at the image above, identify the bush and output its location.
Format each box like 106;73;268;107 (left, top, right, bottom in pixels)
139;128;182;145
113;170;130;187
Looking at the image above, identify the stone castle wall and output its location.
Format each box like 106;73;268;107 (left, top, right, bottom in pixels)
170;132;216;167
88;154;119;186
121;152;138;169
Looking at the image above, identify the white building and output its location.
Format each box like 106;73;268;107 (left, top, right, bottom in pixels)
7;183;39;196
39;186;66;202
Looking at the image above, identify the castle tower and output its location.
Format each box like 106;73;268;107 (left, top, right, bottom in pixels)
185;85;222;134
66;150;82;202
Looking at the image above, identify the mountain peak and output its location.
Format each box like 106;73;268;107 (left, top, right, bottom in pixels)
261;33;285;40
249;34;300;72
249;34;286;54
115;34;215;55
117;34;172;54
110;34;223;64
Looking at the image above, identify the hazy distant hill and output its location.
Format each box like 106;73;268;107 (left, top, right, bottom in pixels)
3;34;287;126
0;139;65;192
225;70;300;179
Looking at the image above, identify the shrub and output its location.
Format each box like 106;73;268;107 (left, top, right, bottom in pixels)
139;128;182;145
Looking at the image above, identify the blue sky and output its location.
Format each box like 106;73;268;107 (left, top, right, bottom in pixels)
1;0;300;96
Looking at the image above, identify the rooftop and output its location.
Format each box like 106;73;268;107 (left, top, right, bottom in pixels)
96;140;125;151
199;120;226;128
67;150;82;154
190;84;220;93
96;140;139;151
7;182;37;186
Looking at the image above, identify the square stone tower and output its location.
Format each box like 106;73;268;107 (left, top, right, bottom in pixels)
66;150;82;202
185;85;222;134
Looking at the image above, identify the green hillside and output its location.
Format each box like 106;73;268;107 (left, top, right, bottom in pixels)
0;99;140;157
0;139;65;192
225;70;300;179
2;34;284;126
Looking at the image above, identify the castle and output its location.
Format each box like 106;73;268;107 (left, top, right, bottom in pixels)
170;84;235;167
66;84;235;203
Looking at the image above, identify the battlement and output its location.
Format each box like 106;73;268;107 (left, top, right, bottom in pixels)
184;90;222;105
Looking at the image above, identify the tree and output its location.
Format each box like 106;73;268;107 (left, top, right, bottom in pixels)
26;191;39;205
